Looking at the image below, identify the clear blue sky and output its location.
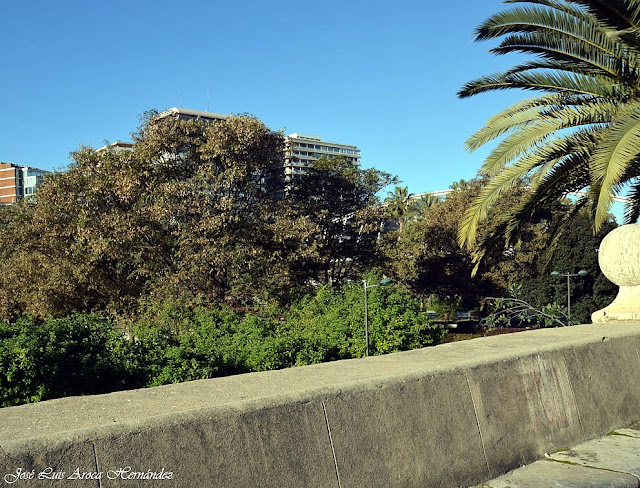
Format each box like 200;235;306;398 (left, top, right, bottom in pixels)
3;0;525;195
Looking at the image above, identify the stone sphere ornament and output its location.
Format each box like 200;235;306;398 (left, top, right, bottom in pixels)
592;224;640;322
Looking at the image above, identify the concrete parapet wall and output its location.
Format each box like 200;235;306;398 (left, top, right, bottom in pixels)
1;322;640;487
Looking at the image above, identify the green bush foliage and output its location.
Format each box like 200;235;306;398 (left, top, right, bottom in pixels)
131;282;445;385
0;284;446;407
0;314;144;407
284;281;445;361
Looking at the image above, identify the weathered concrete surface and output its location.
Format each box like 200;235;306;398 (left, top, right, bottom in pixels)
593;286;640;322
476;430;640;487
464;350;583;479
551;431;640;478
476;459;639;488
323;371;486;487
1;322;640;487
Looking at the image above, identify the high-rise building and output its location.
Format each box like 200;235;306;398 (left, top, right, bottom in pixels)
283;133;361;177
154;109;362;177
102;108;362;179
97;108;229;154
155;109;363;174
155;107;229;124
98;141;135;153
0;163;49;205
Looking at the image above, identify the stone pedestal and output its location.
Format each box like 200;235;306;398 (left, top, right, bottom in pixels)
592;224;640;322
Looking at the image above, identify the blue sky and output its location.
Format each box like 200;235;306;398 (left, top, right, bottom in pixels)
3;0;524;195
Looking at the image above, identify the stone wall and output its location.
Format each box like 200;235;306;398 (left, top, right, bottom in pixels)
2;322;640;487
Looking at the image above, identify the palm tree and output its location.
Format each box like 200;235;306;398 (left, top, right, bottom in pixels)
457;0;640;253
385;186;412;231
408;193;440;219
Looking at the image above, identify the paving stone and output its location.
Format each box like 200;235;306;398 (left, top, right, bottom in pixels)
551;434;640;478
475;459;639;487
612;429;640;438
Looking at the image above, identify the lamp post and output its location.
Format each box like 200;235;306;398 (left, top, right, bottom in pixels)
363;278;393;357
550;269;588;322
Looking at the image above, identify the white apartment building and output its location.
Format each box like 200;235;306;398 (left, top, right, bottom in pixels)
101;108;362;178
284;133;361;177
152;110;363;177
154;107;229;124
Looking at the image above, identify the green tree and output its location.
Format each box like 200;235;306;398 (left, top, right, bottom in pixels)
382;178;542;307
517;207;618;324
384;187;439;232
0;114;317;319
458;0;640;254
149;114;316;305
384;186;412;231
409;193;439;218
131;282;446;383
287;156;395;287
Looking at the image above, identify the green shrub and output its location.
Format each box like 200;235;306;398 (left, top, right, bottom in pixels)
283;279;446;362
1;282;447;406
0;314;144;407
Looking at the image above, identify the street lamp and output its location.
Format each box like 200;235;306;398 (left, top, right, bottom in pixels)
363;278;393;357
550;269;588;322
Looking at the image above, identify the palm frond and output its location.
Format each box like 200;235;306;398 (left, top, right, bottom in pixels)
464;93;598;152
465;100;546;151
503;155;592;245
476;2;601;41
493;34;640;88
527;129;599;185
459;0;640;265
482;121;558;176
503;60;640;91
458;165;532;250
459;129;595;250
623;178;640;223
590;101;640;227
571;0;640;32
477;102;613;175
459;70;627;98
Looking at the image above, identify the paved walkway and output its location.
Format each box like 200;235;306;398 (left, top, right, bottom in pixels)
476;428;640;487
